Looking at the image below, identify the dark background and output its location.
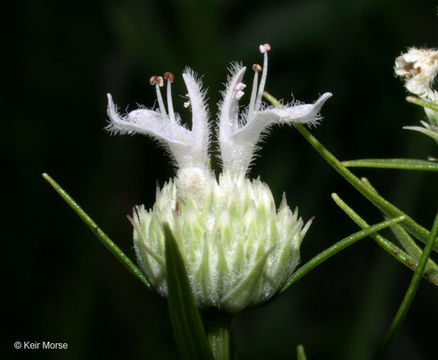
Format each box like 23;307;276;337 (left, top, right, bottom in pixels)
4;0;438;359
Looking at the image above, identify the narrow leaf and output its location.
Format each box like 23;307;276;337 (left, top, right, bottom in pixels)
263;92;435;247
342;158;438;171
164;224;214;360
390;223;438;274
406;95;438;112
297;345;307;360
280;215;406;293
42;173;152;289
331;193;438;286
375;212;438;359
404;125;438;143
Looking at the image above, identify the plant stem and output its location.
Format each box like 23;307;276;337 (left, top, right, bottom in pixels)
374;212;438;359
205;311;232;360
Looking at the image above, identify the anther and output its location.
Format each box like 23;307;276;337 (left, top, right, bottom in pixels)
156;76;164;87
163;72;175;82
259;43;271;54
149;75;158;86
235;91;245;100
235;82;246;91
252;64;262;72
234;82;246;100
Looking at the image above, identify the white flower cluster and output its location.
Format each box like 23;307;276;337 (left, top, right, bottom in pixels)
395;47;438;142
107;44;332;312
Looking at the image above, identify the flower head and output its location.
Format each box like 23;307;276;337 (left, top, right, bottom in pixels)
107;44;332;313
395;47;438;142
395;47;438;100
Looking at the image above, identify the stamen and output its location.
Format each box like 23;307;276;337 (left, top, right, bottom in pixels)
164;72;176;123
163;72;175;82
184;101;191;108
248;64;261;118
149;75;158;86
235;90;245;100
258;43;271;54
255;44;270;111
234;82;246;100
153;75;167;117
252;64;262;72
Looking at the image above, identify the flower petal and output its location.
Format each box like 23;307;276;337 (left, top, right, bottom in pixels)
182;69;210;171
218;65;247;140
107;93;201;169
255;92;332;125
221;92;332;174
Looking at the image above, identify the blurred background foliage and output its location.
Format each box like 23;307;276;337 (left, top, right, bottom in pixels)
4;0;438;359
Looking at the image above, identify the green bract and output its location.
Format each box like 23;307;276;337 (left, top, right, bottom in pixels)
132;169;310;313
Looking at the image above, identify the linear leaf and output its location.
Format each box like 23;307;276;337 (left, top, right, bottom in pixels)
375;212;438;359
263;92;435;247
42;173;152;289
406;95;438;112
342;158;438;171
280;215;406;293
331;193;438;286
164;224;214;360
297;345;307;360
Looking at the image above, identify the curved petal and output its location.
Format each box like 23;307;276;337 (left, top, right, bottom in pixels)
222;92;332;174
182;69;210;171
218;65;247;139
218;65;247;172
107;93;203;169
256;92;333;125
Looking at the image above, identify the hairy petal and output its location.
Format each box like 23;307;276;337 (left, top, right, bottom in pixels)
218;66;247;143
182;69;210;171
107;93;203;169
222;92;332;174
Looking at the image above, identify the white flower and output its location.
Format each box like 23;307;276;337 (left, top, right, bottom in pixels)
394;47;438;101
107;44;332;313
395;47;438;142
218;46;331;174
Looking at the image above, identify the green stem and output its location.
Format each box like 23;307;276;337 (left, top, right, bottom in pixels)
205;311;232;360
263;92;435;248
280;215;406;292
42;173;152;290
374;212;438;359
